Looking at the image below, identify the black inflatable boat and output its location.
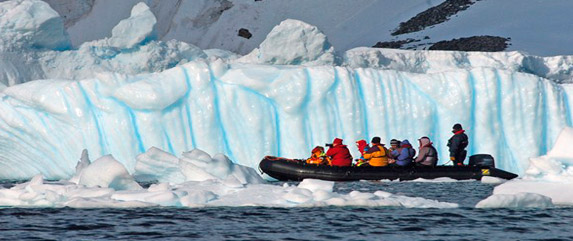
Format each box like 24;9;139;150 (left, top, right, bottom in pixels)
259;154;518;181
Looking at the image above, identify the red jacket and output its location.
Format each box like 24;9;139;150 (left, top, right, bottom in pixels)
326;145;353;167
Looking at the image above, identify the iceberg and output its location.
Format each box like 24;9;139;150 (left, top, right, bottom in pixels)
0;0;572;183
134;147;264;185
0;58;571;179
475;192;553;209
477;127;573;207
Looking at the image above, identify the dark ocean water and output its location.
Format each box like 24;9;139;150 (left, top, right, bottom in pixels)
0;181;571;241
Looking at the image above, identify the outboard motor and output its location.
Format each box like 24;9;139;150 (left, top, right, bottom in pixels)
469;154;495;168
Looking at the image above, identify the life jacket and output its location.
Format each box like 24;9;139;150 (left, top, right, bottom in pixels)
364;144;389;167
306;151;326;165
422;145;438;166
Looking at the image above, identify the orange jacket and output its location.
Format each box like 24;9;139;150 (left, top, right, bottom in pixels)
363;144;389;166
306;151;328;165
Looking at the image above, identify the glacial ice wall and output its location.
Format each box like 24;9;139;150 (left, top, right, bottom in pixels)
0;59;571;179
1;0;573;181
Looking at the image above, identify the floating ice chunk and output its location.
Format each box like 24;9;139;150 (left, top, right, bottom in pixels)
180;149;264;184
134;147;185;183
408;177;467;183
76;155;142;191
283;188;314;204
107;2;156;49
491;180;573;206
148;183;171;192
476;192;553;208
179;190;218;207
64;198;155;208
481;176;506;185
238;19;335;66
479;127;573;206
69;149;91;184
0;0;70;50
134;147;264;185
297;179;334;193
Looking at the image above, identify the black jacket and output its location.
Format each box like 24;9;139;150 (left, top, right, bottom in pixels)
447;132;468;157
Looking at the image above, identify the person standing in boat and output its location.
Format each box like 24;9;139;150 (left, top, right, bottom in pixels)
363;137;389;167
414;136;438;166
448;123;469;166
325;138;353;167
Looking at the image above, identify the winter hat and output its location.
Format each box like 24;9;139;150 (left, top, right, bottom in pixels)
418;136;432;146
356;139;367;147
333;138;343;145
453;123;463;131
390;139;401;145
312;146;324;153
401;140;411;146
371;137;381;144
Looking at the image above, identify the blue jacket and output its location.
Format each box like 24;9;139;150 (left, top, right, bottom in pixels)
393;140;415;166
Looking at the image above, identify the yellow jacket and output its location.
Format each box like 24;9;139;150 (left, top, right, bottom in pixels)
363;144;389;166
307;152;328;165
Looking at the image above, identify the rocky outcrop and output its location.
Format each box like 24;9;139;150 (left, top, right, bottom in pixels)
392;0;478;36
373;38;420;49
429;36;510;52
238;28;252;39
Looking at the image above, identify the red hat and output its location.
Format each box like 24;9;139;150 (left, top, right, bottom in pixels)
333;138;343;145
356;139;367;146
312;146;324;153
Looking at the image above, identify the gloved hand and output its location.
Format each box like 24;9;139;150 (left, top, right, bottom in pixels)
450;157;455;161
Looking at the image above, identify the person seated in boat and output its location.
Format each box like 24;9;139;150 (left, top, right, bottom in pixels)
363;137;389;167
388;139;401;161
400;140;416;165
306;146;329;165
325;138;353;167
414;136;438;166
355;139;370;166
389;139;416;167
388;139;400;157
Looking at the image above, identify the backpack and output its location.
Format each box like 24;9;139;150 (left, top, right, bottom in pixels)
407;147;416;159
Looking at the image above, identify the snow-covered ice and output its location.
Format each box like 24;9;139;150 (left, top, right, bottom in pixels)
1;0;573;211
475;192;554;209
0;0;70;51
0;1;206;86
0;54;570;179
0;149;458;209
477;127;573;208
237;19;336;66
